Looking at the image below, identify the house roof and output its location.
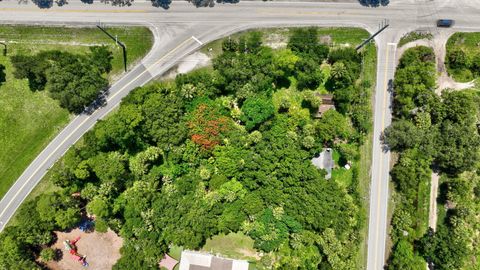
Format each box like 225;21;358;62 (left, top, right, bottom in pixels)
311;148;334;179
179;251;249;270
315;94;335;118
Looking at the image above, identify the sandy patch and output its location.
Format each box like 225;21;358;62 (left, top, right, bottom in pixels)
264;32;289;49
47;229;123;270
163;51;211;79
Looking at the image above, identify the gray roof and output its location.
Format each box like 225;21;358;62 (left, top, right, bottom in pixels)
179;251;249;270
311;148;334;179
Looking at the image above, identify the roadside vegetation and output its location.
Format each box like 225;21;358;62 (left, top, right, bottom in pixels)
398;31;433;47
0;25;153;200
384;46;480;269
0;27;376;269
446;32;480;83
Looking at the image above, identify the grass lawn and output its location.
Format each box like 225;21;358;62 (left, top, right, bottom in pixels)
0;25;153;201
0;55;69;200
202;232;260;262
446;32;480;82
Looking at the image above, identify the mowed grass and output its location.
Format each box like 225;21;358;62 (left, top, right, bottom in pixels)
0;25;153;200
446;32;480;82
0;25;153;77
202;232;259;262
0;56;69;199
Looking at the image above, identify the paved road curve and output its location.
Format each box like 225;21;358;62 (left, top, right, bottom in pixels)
1;0;480;269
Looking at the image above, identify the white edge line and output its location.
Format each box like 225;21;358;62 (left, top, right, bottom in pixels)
191;35;203;45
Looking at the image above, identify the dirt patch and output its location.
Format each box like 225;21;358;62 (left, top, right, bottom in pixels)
429;172;439;232
320;35;332;46
238;248;261;260
162;51;211;80
47;229;123;270
264;32;289;49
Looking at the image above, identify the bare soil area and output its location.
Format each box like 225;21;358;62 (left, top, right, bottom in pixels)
162;51;211;80
47;229;123;270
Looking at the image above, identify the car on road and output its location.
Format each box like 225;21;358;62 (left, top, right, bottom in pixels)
437;19;454;27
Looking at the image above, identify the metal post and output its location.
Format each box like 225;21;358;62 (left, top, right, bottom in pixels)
96;24;127;72
356;22;389;51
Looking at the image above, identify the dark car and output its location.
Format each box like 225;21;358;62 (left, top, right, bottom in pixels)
437;19;454;27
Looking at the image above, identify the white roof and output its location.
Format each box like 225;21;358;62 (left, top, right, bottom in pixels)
179;250;249;270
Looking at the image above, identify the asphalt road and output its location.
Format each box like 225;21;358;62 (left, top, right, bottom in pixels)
0;0;480;269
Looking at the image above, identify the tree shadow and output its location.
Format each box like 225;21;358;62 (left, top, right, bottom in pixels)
54;248;63;262
55;0;67;6
0;64;5;85
83;88;109;115
31;0;54;8
151;0;171;9
358;0;389;7
188;0;239;8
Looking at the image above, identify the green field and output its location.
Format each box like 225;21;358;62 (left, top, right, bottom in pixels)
0;25;153;200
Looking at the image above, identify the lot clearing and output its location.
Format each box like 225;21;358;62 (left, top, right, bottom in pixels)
46;229;123;270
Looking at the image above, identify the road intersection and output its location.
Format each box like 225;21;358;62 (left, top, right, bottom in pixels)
0;0;480;269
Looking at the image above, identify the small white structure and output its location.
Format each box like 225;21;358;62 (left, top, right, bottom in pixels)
311;148;334;179
179;250;249;270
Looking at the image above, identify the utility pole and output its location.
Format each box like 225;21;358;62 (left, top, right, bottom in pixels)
96;23;127;72
0;41;6;56
356;19;389;51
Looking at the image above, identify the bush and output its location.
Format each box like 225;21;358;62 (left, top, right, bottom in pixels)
40;248;56;262
328;47;361;64
447;49;468;70
240;95;275;130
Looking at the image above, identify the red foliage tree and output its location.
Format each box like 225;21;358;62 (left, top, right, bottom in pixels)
188;103;232;150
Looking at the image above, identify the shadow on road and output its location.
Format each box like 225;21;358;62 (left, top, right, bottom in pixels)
83;89;109;115
188;0;239;8
31;0;54;8
358;0;389;7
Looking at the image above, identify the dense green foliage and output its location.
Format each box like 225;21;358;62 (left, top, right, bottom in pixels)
0;29;374;269
446;32;480;82
10;47;111;113
385;46;480;269
417;172;480;270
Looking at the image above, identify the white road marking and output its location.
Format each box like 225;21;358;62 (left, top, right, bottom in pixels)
191;35;203;45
